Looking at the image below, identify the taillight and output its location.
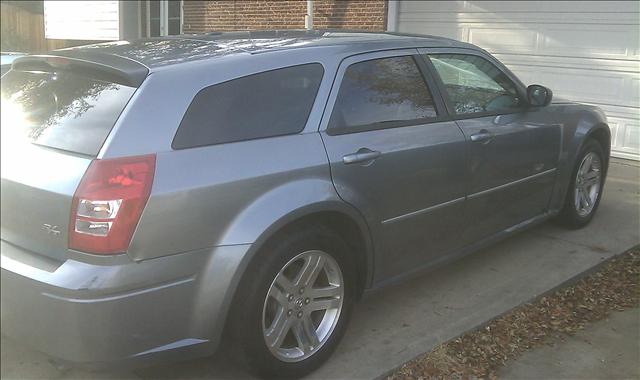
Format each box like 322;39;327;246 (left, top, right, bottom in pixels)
69;154;156;255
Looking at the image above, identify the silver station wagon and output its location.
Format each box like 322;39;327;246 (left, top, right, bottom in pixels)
1;30;610;378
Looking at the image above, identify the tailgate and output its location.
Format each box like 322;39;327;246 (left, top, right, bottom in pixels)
1;58;140;261
1;145;90;261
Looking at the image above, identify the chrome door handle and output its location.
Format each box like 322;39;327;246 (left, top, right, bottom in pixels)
342;149;381;165
470;130;494;143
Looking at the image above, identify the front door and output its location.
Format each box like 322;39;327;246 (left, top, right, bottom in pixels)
423;52;561;242
320;50;468;281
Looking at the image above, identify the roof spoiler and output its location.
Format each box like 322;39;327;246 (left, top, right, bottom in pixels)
11;52;149;87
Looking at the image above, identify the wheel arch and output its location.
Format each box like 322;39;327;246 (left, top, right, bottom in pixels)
584;124;611;166
216;201;375;347
549;106;611;213
573;122;611;181
241;202;374;299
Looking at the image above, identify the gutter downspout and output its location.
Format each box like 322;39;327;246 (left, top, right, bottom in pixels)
305;0;313;30
387;0;399;32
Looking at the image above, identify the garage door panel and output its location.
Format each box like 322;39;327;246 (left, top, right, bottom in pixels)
609;119;640;159
541;26;638;59
505;65;636;107
399;1;639;17
411;23;639;60
468;28;538;53
397;21;460;40
397;0;640;159
399;13;639;26
632;77;640;104
492;54;640;73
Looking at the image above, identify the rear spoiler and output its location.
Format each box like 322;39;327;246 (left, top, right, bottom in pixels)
11;52;149;87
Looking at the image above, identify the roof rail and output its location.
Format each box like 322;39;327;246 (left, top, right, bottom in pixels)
200;28;455;42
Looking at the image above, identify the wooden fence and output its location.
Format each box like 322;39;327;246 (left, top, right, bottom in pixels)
1;3;91;53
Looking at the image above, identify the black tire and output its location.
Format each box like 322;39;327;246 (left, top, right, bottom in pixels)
557;138;606;229
230;225;356;379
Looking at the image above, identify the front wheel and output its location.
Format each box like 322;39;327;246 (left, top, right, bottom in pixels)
231;226;355;378
558;138;606;228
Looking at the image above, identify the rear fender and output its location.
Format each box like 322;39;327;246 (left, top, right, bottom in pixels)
198;179;374;344
219;178;375;285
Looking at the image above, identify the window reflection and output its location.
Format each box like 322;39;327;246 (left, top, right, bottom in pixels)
329;56;438;130
428;54;521;115
1;71;135;156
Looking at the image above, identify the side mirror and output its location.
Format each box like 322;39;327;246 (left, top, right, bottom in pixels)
527;84;553;107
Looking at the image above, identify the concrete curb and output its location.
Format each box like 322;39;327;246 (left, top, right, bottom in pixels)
375;244;638;380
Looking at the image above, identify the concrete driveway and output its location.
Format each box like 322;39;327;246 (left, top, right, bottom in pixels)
2;159;638;380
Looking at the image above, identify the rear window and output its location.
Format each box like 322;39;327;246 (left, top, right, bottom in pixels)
172;63;324;149
1;70;136;156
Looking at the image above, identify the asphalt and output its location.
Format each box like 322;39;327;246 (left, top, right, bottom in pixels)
1;159;638;380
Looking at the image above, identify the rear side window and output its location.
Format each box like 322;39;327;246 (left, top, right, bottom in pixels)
328;56;438;132
1;70;136;156
173;63;324;149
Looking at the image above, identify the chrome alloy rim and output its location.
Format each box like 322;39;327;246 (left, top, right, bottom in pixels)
262;250;344;362
575;152;602;217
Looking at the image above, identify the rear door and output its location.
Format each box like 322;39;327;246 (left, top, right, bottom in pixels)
421;50;561;242
1;68;137;261
320;49;468;281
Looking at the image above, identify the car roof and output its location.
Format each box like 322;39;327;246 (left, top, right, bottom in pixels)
53;29;475;69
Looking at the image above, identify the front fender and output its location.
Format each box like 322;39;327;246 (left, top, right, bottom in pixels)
549;104;610;212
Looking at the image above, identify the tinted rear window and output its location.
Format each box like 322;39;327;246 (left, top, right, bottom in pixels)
1;70;136;156
172;63;324;149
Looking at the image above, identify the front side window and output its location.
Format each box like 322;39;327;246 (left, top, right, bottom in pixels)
328;56;438;131
173;63;323;149
427;54;522;115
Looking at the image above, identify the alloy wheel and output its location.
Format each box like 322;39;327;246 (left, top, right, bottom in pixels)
574;152;602;217
262;250;344;362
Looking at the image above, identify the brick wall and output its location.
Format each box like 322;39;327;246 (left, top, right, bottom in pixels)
183;0;387;33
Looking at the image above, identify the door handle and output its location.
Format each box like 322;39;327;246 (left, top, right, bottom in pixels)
470;130;494;143
342;148;381;165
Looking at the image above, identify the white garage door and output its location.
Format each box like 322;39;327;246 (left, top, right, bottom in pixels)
392;1;639;160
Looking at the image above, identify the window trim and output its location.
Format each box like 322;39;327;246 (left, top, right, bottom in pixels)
171;62;325;150
418;48;530;120
328;115;453;136
324;49;449;136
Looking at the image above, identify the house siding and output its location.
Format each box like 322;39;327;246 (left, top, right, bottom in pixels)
183;0;387;33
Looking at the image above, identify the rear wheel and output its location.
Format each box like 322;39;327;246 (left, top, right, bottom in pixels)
558;139;605;228
231;226;355;378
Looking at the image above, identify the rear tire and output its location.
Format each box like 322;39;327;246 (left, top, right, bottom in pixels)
230;225;355;379
557;138;605;229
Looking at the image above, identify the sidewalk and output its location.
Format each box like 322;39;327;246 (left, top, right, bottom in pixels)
500;308;640;380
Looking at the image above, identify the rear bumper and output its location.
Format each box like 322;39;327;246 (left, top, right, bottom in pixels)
0;240;251;368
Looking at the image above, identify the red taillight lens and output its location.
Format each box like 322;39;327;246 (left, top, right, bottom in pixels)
69;154;156;255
